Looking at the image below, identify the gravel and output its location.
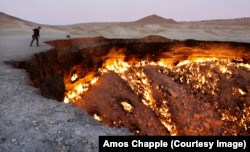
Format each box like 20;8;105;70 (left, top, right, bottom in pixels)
0;35;132;152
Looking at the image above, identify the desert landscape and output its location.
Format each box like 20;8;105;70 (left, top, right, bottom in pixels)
1;12;250;151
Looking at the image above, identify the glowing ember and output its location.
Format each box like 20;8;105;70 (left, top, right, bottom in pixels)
63;97;69;104
121;101;133;113
90;77;99;85
93;114;102;121
238;88;247;96
71;73;78;82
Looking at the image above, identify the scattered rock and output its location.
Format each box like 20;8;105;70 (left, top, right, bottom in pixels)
56;137;64;143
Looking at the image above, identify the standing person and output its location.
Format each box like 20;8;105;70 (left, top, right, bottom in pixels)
30;26;41;46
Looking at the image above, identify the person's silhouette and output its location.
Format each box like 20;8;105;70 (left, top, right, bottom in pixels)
30;26;41;46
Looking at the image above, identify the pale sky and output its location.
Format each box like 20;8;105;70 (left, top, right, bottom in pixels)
0;0;249;25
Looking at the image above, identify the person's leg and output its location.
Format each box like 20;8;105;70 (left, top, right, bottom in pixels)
30;37;35;46
36;37;39;46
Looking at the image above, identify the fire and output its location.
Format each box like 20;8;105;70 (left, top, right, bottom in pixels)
238;88;247;96
63;73;98;103
93;114;102;121
157;102;178;136
121;101;133;113
220;105;250;134
71;73;78;82
103;59;130;74
90;77;99;85
63;47;250;135
63;97;69;104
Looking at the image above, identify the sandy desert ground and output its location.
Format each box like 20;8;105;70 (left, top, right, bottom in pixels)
0;12;250;151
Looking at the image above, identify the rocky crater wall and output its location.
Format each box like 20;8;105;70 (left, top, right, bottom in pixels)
9;36;250;135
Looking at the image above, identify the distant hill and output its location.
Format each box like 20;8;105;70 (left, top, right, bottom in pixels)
0;12;68;36
0;12;39;28
193;17;250;26
133;14;177;24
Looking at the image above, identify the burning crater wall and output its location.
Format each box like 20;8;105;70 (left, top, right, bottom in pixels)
11;36;250;135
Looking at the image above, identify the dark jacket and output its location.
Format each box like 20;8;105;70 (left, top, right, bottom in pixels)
33;28;40;37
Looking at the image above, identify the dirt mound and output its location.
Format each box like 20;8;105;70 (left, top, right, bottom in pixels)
139;35;171;42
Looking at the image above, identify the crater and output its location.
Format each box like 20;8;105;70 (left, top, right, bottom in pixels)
8;35;250;135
